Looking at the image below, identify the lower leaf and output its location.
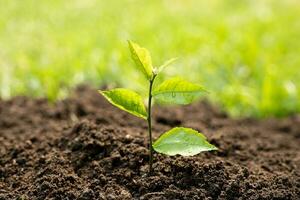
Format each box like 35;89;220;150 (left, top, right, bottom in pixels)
153;127;217;156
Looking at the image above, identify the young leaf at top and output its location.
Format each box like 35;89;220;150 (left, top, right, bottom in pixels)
154;57;178;74
152;77;207;105
99;88;147;119
153;127;217;156
128;40;153;79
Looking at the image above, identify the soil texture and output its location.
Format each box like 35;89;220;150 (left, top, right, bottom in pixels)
0;86;299;200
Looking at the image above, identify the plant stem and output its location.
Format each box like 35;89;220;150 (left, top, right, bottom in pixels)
147;75;156;174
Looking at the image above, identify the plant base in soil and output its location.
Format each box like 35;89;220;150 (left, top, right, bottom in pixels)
0;86;299;199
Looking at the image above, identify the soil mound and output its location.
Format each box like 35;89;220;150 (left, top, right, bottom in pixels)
0;86;299;200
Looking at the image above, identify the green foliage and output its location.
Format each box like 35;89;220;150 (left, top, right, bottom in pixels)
153;77;207;105
128;40;153;80
1;0;299;117
154;58;178;74
153;127;217;156
100;41;217;173
99;88;147;119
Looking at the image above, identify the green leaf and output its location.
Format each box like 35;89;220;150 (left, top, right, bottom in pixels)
152;77;207;105
128;40;153;79
154;57;178;74
99;88;147;119
153;127;217;156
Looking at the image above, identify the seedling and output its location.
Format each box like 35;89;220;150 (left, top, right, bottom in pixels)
99;41;217;174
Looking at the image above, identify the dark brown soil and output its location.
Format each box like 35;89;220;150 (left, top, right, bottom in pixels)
0;86;299;200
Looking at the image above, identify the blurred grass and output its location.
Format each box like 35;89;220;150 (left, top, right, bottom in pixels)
0;0;299;117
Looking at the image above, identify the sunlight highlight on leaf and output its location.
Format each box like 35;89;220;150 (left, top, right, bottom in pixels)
152;77;207;105
128;40;153;80
99;88;147;119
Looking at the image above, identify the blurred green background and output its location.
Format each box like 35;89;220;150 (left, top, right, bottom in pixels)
0;0;299;117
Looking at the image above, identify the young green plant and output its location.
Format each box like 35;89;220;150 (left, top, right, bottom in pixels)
99;41;217;174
